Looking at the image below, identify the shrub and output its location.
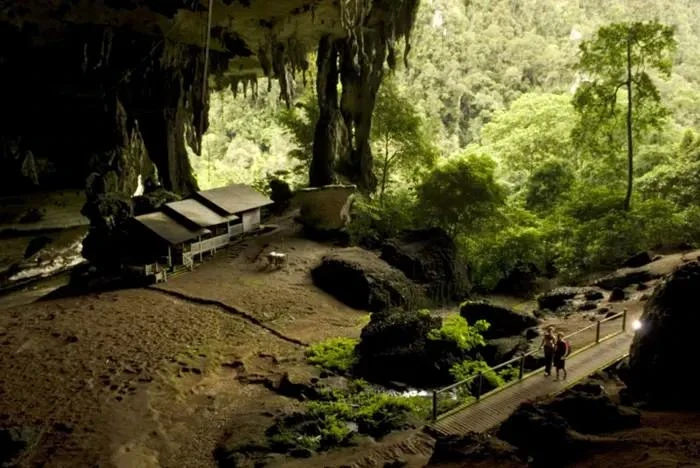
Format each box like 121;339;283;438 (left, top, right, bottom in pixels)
269;380;425;454
427;314;489;351
347;189;419;247
449;359;505;394
306;337;359;374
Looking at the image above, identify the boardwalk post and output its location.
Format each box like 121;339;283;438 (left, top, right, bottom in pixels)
476;373;483;400
432;391;438;421
595;320;601;343
622;309;627;331
519;354;525;380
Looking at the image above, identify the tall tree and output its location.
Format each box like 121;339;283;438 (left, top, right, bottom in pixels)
371;79;437;202
573;21;676;211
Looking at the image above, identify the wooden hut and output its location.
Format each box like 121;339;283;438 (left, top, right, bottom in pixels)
162;198;239;257
193;184;273;234
132;211;209;270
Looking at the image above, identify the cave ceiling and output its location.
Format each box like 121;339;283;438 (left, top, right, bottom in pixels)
2;0;346;78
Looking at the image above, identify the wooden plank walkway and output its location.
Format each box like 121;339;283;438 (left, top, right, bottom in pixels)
427;329;633;436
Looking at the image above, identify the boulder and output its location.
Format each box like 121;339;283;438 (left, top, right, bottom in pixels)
355;309;462;386
0;426;39;467
311;248;420;312
570;378;605;396
542;389;640;434
493;263;539;298
622;251;653;268
584;290;604;301
380;228;470;303
625;261;700;408
428;433;520;465
269;178;293;213
595;269;658;290
537;287;599;311
460;300;538;339
608;287;626;302
497;402;589;465
265;370;321;401
577;301;597;311
295;184;356;234
480;336;530;365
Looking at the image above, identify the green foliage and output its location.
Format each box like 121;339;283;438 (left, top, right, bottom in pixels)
481;93;577;186
346;188;420;246
524;160;575;212
427;314;489;351
573;21;677;210
461;210;548;290
372;78;439;200
269;380;426;454
416;152;506;237
305;337;359;374
449;359;505;393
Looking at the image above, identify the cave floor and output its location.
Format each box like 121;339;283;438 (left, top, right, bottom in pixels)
0;213;698;467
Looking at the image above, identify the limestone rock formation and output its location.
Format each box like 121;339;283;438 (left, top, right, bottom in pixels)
311;248;420;312
460;300;538;339
625;261;700;407
497;402;589;466
355;309;464;386
595;269;657;290
537;286;602;312
542;381;640;434
622;251;653;268
480;336;530;365
380;228;471;303
295;184;356;235
428;433;521;466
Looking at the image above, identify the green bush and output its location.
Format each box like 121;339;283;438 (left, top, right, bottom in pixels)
306;337;359;374
269;380;426;454
449;359;505;393
427;314;489;351
347;189;419;247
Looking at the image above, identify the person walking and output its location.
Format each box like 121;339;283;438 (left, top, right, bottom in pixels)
554;332;570;381
538;326;556;377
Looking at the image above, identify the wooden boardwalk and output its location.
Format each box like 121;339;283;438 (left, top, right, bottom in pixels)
427;329;633;436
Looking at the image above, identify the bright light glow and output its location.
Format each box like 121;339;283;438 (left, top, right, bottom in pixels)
632;319;643;331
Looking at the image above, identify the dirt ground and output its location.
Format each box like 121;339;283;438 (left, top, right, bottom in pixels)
1;212;699;468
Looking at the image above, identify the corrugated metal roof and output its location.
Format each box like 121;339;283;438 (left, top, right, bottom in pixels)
163;198;236;228
134;212;209;245
195;184;273;215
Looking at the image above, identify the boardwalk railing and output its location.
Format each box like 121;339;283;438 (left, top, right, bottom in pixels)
431;309;627;421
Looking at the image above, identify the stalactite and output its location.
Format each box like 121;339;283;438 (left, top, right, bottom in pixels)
308;0;421;192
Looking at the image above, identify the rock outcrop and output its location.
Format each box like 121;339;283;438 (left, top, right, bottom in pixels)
537;286;603;312
380;228;471;303
311;248;420;312
497;403;590;466
428;433;520;466
295;185;356;236
460;300;538;338
625;261;700;407
355;309;463;386
542;380;640;434
595;269;658;290
622;251;653;268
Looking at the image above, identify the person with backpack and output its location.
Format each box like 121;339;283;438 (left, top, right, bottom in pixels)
554;332;570;381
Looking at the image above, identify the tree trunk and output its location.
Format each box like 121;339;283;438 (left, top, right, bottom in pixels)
624;32;634;212
379;135;390;204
